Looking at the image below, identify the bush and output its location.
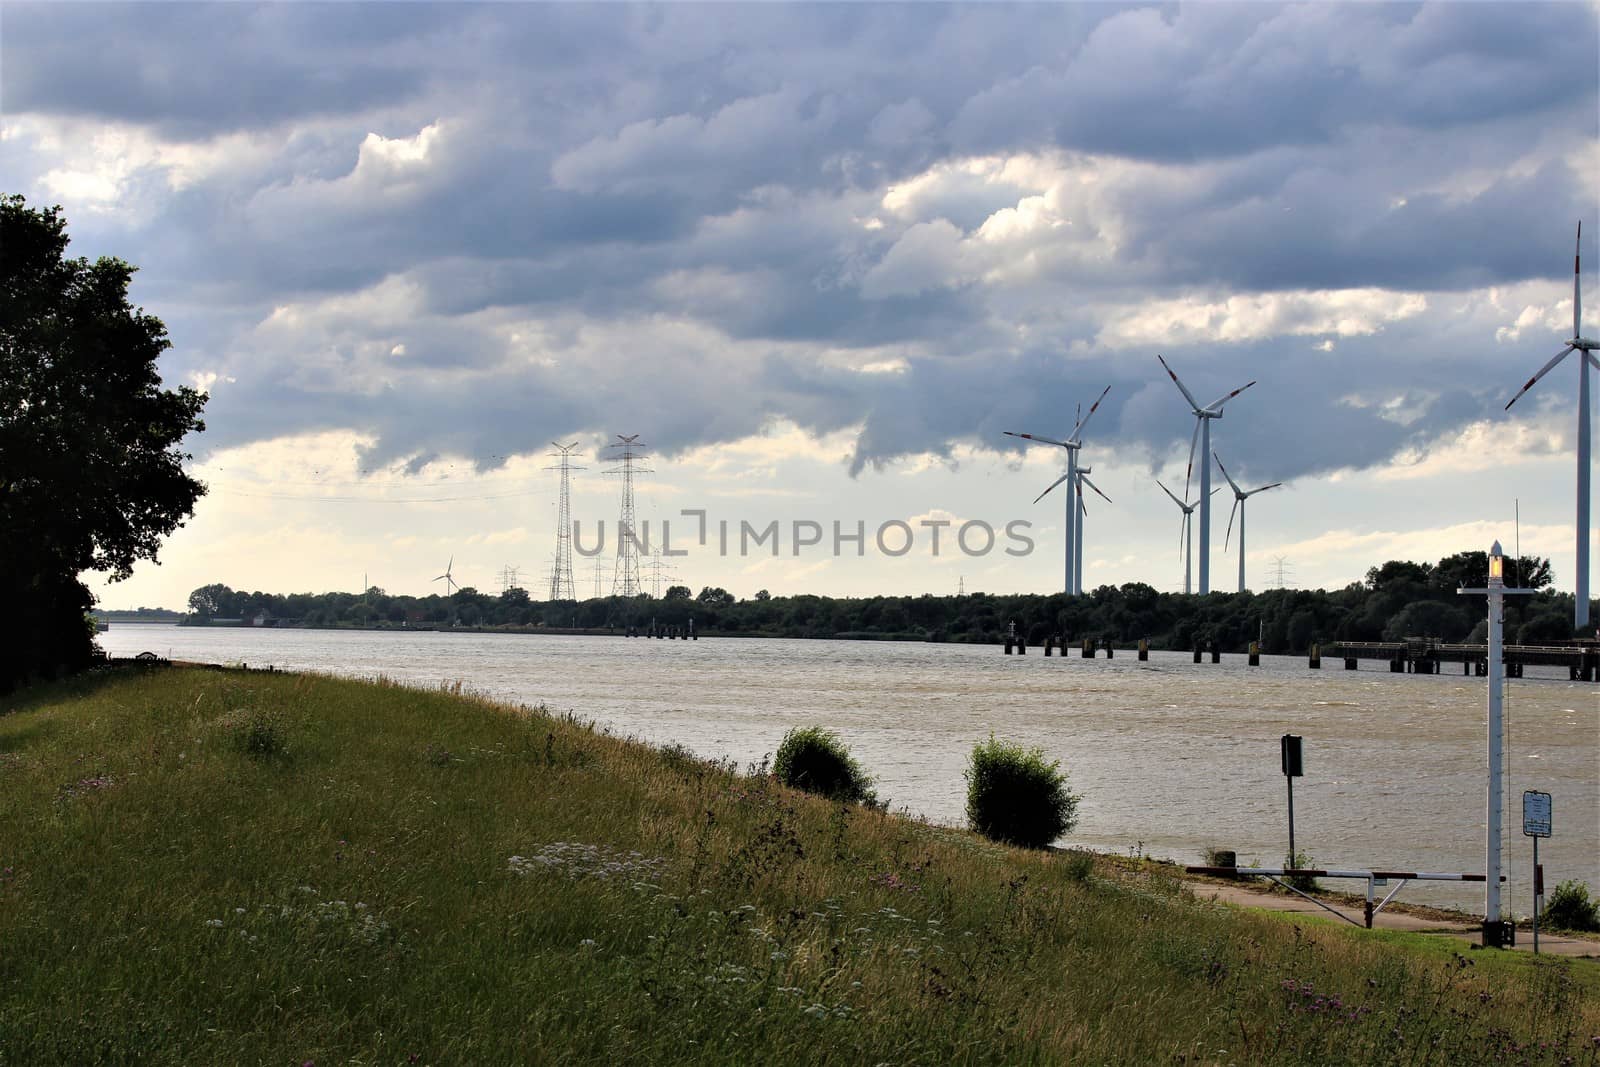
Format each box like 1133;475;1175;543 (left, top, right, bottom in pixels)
1282;849;1320;893
964;735;1079;848
772;726;875;804
222;707;290;760
1543;880;1600;932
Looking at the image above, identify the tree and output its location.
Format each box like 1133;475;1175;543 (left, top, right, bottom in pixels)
696;586;734;607
2;196;206;690
664;585;692;601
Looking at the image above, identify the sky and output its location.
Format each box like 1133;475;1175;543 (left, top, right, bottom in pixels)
4;1;1598;608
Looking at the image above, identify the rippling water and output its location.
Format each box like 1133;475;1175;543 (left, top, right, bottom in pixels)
102;624;1597;914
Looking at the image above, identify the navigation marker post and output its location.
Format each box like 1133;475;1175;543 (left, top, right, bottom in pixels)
1523;790;1552;954
1458;540;1534;947
1281;734;1304;870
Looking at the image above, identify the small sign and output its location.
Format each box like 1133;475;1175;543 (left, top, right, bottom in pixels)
1522;790;1552;838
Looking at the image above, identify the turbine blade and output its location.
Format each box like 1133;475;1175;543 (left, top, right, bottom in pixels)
1248;482;1284;496
1033;470;1072;504
1225;497;1239;550
1576;220;1582;340
1004;431;1072;448
1213;451;1243;494
1070;384;1113;441
1183;417;1201;500
1156;478;1186;508
1158;354;1203;412
1205;379;1257;412
1504;345;1576;410
1080;474;1113;504
1179;509;1189;560
1587;352;1600;372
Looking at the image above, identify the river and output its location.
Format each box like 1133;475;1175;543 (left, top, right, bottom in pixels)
99;623;1597;915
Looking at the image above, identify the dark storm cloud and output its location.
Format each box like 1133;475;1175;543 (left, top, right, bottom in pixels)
4;2;1596;483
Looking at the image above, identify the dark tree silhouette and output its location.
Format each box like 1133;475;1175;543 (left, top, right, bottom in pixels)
2;195;206;690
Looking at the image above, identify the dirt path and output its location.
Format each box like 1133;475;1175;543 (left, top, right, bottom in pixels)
1185;878;1600;959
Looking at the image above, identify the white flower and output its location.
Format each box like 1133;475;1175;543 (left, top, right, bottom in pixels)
204;918;224;928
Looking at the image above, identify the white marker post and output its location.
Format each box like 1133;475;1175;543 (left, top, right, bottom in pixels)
1459;540;1534;947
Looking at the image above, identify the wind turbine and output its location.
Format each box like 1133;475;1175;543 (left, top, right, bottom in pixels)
1504;222;1600;629
1156;479;1205;594
1071;467;1113;594
433;556;460;595
1158;355;1256;594
1214;452;1282;593
1004;385;1112;595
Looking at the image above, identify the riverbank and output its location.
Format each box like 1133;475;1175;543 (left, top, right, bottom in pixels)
2;664;1595;1063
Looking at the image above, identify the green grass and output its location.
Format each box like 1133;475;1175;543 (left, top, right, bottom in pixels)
1;666;1596;1064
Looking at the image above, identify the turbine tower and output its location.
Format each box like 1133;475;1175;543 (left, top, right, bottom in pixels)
1156;479;1204;595
1215;452;1282;593
1072;467;1112;595
1004;384;1111;595
545;442;585;601
604;434;652;597
1158;355;1255;594
1505;222;1599;629
432;556;459;595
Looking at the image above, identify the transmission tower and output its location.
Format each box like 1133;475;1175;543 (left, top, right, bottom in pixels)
590;555;606;600
645;546;678;599
498;564;522;596
604;434;652;597
545;442;585;601
1269;555;1294;590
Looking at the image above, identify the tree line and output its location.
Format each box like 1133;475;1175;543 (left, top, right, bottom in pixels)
181;550;1590;653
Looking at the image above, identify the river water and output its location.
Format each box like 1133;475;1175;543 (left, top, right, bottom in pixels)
100;624;1596;915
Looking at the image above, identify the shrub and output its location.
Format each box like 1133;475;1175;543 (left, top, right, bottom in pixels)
1543;880;1600;932
1282;849;1320;893
964;735;1079;848
772;726;875;804
222;707;290;760
1061;850;1095;881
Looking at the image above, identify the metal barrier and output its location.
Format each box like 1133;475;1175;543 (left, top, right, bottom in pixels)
1185;866;1502;929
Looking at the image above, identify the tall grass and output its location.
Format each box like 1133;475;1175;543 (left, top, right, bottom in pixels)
1;666;1595;1064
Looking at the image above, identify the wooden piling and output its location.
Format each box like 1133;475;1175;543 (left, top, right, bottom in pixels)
1192;647;1202;663
1104;640;1114;660
1138;638;1149;661
1082;639;1094;659
1248;640;1260;667
1210;643;1220;664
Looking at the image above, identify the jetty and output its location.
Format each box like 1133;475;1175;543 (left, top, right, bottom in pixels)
1328;639;1599;680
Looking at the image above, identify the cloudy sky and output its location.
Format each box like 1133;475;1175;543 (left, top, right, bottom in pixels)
5;2;1598;607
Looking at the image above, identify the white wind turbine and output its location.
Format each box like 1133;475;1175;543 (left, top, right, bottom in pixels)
1155;479;1213;595
433;556;460;595
1504;222;1600;629
1004;384;1112;595
1214;452;1282;593
1071;467;1113;595
1157;355;1256;594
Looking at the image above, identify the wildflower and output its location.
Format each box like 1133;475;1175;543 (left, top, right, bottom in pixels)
204;918;224;928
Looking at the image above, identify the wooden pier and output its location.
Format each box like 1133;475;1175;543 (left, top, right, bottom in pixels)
1330;639;1600;681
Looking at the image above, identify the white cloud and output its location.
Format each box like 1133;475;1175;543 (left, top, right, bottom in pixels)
1097;288;1428;348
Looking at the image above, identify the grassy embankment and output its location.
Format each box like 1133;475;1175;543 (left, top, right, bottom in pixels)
2;667;1596;1064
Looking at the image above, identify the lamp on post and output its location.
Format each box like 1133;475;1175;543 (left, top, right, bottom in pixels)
1459;539;1533;947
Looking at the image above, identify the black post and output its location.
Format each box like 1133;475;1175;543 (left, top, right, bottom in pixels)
1281;734;1304;867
